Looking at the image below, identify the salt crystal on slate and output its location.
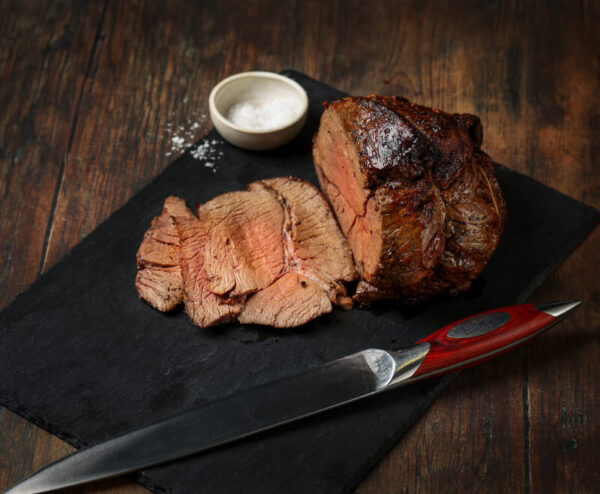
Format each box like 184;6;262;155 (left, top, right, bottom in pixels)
190;139;223;173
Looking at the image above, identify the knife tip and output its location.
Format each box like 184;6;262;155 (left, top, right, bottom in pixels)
535;300;582;319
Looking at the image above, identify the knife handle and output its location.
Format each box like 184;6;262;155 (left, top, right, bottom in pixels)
410;301;580;381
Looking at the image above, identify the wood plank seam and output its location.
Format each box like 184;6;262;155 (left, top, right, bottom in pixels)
36;0;111;277
289;0;300;69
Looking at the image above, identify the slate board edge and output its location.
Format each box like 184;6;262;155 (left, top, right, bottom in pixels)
0;70;598;494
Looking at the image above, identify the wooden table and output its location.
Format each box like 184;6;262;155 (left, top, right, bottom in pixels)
1;1;598;492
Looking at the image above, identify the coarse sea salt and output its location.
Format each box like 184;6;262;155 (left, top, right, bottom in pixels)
226;96;302;131
164;113;223;172
165;113;208;157
190;139;224;173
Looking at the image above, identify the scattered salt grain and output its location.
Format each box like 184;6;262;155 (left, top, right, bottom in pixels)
189;139;224;173
171;136;185;148
226;96;302;131
165;112;208;157
164;113;223;172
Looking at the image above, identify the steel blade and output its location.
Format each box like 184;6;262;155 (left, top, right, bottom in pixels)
6;344;430;494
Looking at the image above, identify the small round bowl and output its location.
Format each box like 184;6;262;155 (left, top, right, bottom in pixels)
209;71;308;151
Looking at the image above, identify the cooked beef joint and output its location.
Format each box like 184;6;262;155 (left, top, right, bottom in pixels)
135;178;357;328
313;95;506;304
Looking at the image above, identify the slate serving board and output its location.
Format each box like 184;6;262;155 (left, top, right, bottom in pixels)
0;71;598;494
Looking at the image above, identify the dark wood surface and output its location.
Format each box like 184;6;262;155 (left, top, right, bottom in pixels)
0;1;598;492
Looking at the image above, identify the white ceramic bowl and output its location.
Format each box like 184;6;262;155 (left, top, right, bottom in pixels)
209;71;308;151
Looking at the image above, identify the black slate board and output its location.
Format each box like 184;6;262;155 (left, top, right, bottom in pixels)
0;71;598;494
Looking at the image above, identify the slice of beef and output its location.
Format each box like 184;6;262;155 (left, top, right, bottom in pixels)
313;95;506;304
176;214;245;327
198;188;285;297
136;178;356;328
249;177;356;308
238;272;331;328
135;197;193;312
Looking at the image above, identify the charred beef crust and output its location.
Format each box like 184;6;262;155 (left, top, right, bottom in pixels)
327;95;484;189
314;95;506;304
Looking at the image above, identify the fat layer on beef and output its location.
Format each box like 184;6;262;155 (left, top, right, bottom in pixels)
313;95;506;304
135;177;357;328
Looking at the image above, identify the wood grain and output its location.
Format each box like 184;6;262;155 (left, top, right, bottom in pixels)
0;0;598;493
0;0;106;308
0;0;120;489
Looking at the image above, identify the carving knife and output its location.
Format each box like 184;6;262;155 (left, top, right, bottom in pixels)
5;300;580;494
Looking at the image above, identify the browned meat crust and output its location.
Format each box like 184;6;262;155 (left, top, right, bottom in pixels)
313;95;506;304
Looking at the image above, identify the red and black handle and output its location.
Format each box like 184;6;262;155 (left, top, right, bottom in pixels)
408;300;581;381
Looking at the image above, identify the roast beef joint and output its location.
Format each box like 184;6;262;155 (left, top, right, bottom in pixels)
313;95;506;305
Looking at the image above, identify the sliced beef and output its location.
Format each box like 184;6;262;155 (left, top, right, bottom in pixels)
176;214;245;327
135;197;193;312
136;178;357;328
313;95;506;304
239;272;331;328
199;188;285;297
250;177;356;308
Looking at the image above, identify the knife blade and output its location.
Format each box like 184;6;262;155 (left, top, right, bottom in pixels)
5;300;580;494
